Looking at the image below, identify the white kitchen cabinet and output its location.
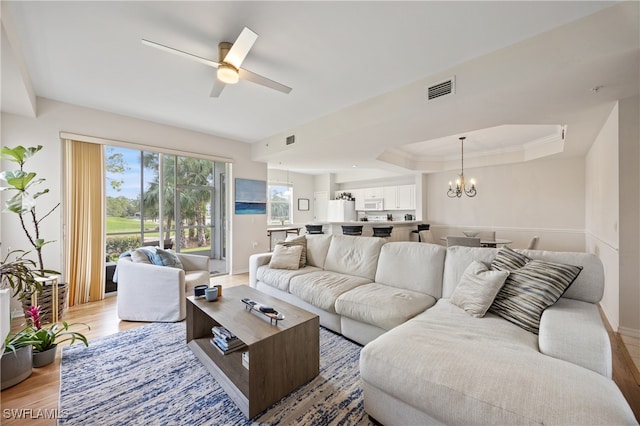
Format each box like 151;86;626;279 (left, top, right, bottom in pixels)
383;186;398;209
352;189;365;211
362;187;383;199
397;184;415;210
382;184;415;210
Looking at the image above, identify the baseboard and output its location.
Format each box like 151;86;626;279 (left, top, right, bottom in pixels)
618;326;640;339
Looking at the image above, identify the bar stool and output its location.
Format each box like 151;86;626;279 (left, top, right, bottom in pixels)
342;225;363;236
412;224;430;241
372;226;393;238
305;224;324;234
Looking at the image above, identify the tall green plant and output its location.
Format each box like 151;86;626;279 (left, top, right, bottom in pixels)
0;145;60;273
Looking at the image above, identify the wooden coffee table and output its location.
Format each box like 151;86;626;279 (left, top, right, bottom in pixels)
186;285;319;418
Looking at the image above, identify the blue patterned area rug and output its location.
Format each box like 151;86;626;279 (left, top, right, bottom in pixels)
59;322;371;425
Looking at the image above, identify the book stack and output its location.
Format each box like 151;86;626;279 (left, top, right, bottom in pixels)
210;325;246;355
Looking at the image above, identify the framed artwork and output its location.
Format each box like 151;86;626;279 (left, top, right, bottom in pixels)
298;198;310;211
235;178;267;215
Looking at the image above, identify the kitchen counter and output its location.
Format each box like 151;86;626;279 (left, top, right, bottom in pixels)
311;221;424;241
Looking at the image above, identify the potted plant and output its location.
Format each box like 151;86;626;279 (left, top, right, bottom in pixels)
1;328;38;390
0;145;63;321
24;305;90;367
0;250;43;389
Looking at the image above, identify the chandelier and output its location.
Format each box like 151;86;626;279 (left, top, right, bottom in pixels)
447;136;477;198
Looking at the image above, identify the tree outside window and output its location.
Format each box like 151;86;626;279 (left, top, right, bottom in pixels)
268;184;292;225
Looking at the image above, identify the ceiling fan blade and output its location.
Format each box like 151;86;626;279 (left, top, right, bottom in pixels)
239;68;292;94
223;27;258;69
142;39;220;68
210;79;226;98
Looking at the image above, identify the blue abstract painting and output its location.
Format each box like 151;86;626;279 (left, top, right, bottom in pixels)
235;178;267;214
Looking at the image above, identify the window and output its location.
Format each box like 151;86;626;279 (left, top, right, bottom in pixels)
268;184;292;225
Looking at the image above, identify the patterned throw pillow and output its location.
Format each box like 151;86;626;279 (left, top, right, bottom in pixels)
156;248;184;270
489;259;583;334
490;246;530;272
277;235;307;268
450;261;510;318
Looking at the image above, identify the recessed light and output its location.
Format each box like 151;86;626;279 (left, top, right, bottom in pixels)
352;164;358;168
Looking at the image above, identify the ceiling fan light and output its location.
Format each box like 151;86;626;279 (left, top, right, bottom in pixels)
217;64;239;84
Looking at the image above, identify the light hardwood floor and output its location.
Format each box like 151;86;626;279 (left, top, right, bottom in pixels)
2;273;639;424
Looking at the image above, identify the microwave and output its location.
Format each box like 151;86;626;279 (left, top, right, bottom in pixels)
363;199;384;211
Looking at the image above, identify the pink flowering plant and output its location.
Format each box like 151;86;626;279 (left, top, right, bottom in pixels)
20;305;90;353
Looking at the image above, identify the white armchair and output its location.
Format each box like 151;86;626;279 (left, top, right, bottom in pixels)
116;252;210;322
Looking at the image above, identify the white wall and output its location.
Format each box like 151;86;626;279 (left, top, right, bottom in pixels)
267;169;315;225
585;102;620;330
618;95;640;337
1;98;269;278
423;156;586;251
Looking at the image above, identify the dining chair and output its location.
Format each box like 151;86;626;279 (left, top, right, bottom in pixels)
342;225;363;236
446;236;481;247
477;231;495;241
305;224;324;234
418;230;435;244
372;226;393;238
527;236;539;250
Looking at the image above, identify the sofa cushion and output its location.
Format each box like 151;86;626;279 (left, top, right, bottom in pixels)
256;264;321;292
335;283;436;330
280;235;307;268
489;259;582;334
442;246;497;298
269;244;303;270
131;249;152;264
374;242;445;297
450;260;509;318
289;270;372;313
156;248;184;269
304;234;333;268
490;246;530;271
323;235;385;280
521;249;604;304
360;299;635;425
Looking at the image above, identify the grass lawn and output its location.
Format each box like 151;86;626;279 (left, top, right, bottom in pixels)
107;216;159;235
106;216;212;252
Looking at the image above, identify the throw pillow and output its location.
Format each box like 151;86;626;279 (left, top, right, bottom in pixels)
450;261;510;318
278;235;307;268
156;248;184;270
490;246;530;272
269;244;303;270
489;259;583;334
130;249;152;264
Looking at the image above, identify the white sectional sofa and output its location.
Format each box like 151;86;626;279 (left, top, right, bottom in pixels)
248;235;636;425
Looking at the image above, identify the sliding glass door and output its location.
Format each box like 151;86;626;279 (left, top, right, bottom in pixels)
105;147;228;293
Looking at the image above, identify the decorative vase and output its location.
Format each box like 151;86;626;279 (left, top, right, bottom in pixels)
1;345;33;390
32;345;57;368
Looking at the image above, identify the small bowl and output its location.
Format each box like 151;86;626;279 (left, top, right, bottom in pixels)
463;231;479;237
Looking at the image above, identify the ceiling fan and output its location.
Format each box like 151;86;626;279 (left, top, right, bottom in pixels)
142;27;292;97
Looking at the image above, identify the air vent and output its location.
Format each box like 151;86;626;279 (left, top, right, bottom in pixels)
426;77;455;101
286;135;295;145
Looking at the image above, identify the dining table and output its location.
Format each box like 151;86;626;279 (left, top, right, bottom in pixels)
440;236;512;248
267;226;302;250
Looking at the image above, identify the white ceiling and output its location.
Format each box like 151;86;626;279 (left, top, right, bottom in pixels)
2;1;639;178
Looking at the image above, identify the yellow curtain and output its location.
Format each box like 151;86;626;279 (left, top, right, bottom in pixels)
64;140;105;306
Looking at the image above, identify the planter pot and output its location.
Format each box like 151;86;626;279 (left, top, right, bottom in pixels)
22;282;68;323
33;345;57;368
0;288;10;346
1;345;33;390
